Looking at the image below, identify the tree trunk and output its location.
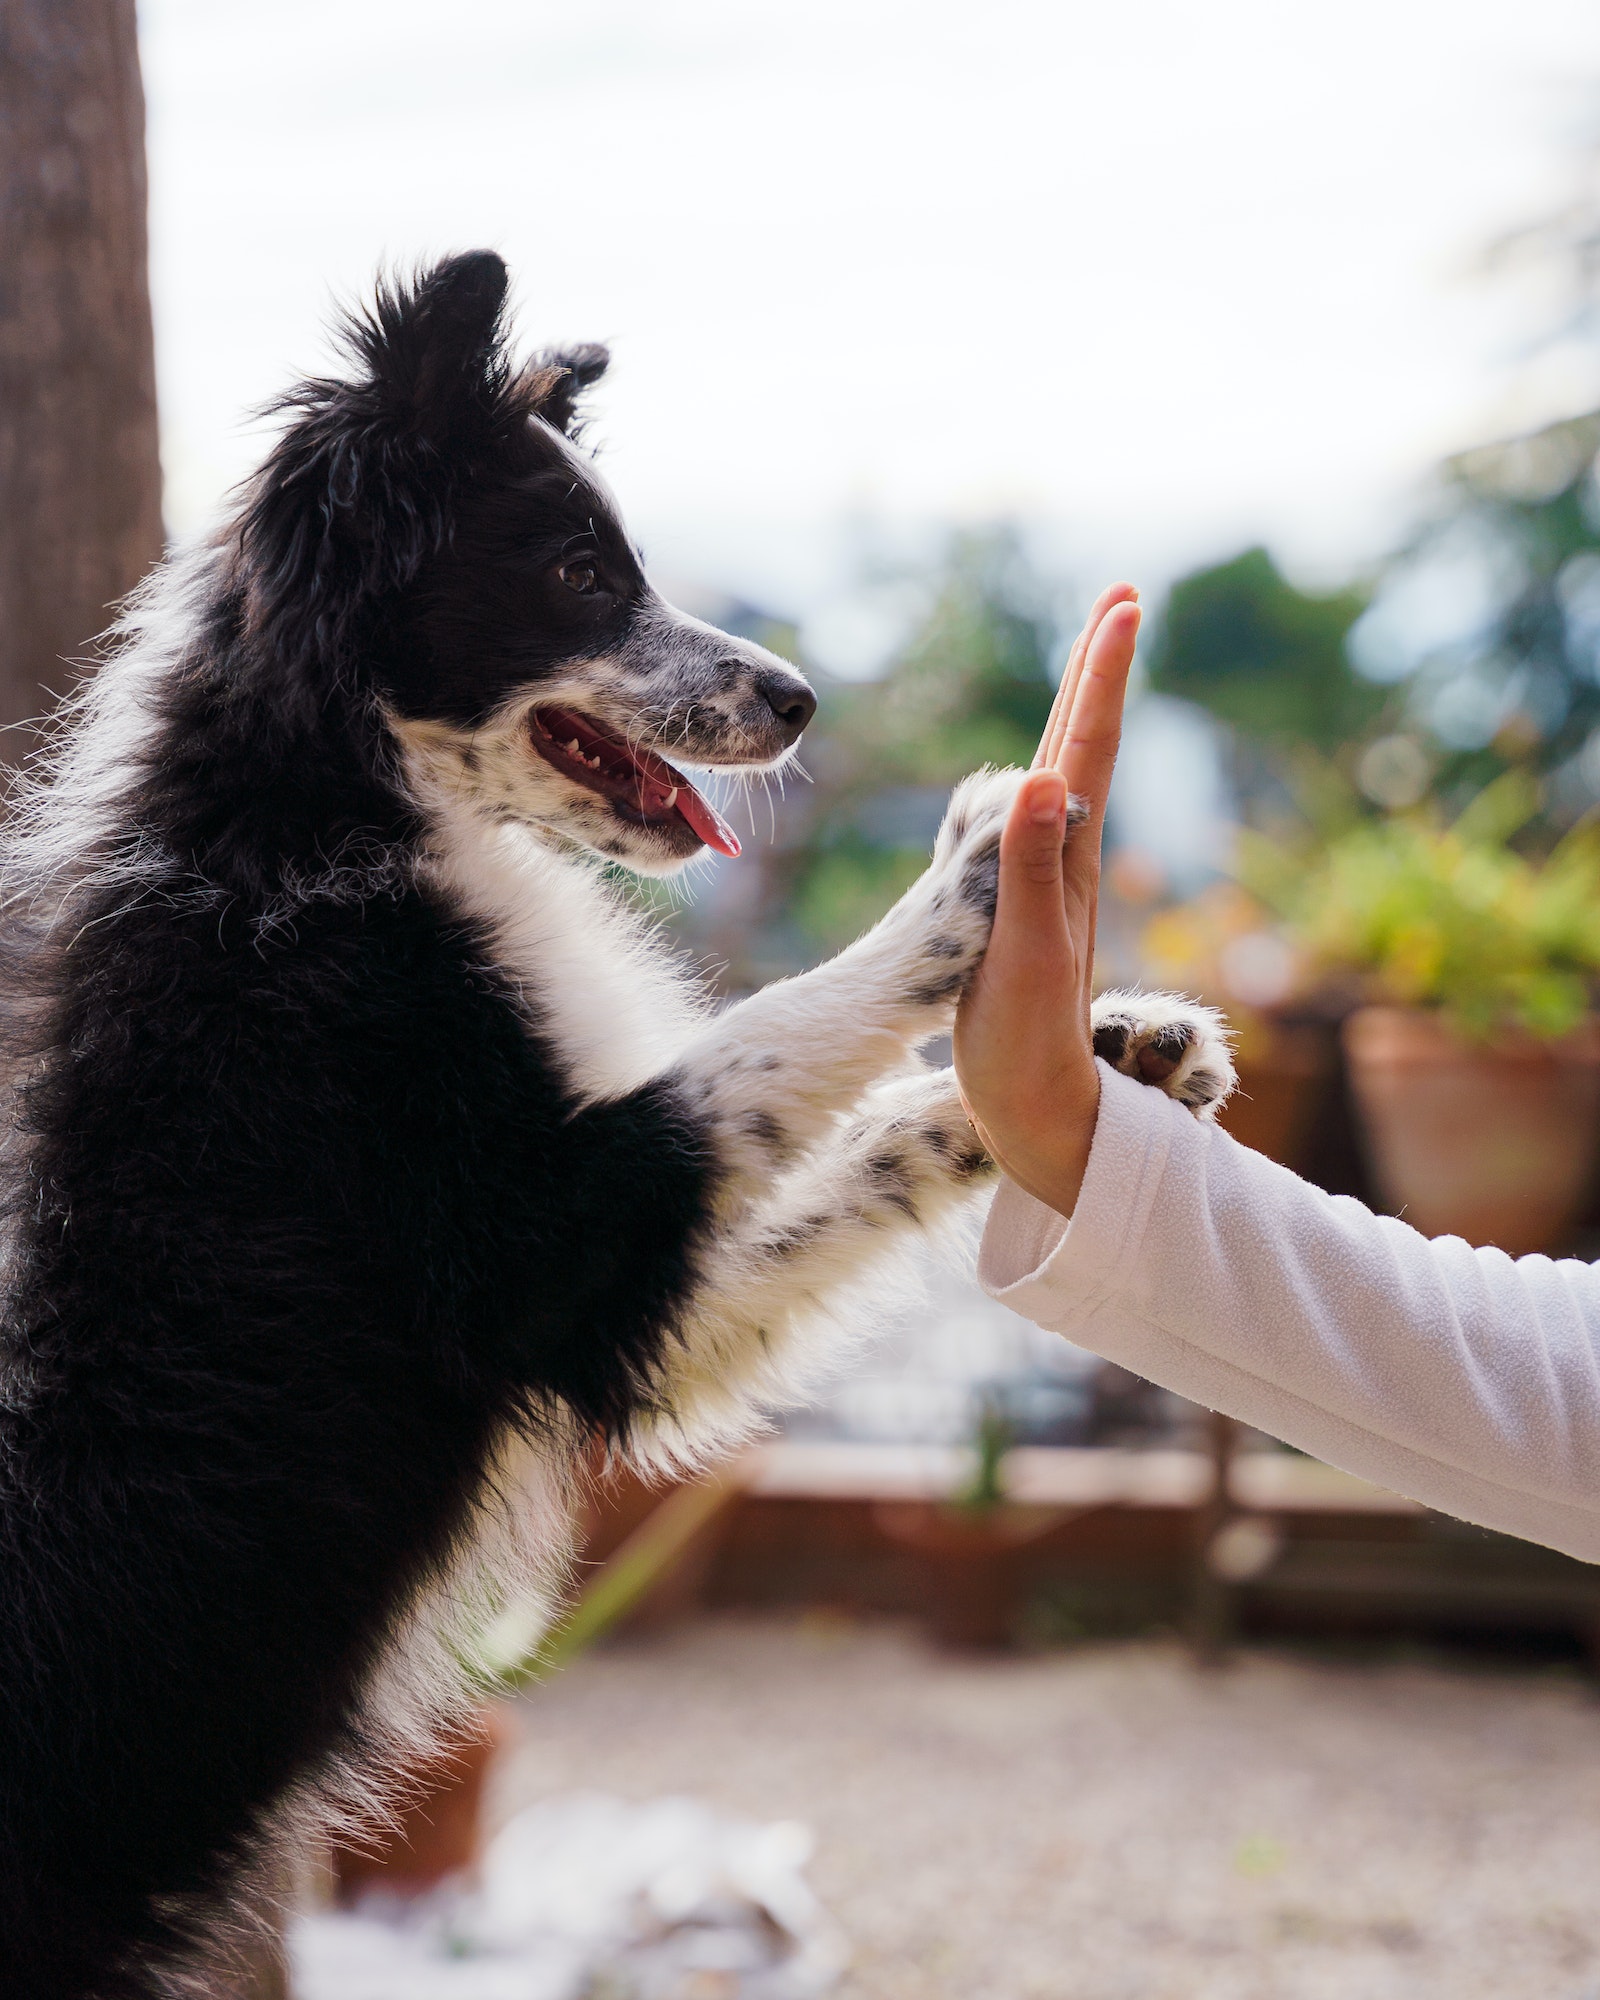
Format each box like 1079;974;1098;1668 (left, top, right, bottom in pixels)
0;0;162;767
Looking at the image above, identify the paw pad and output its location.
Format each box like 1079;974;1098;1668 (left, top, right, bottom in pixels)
1133;1023;1192;1084
1090;992;1236;1119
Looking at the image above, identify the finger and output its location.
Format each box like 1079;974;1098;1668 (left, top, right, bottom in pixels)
1059;600;1140;829
1034;582;1138;771
990;769;1072;968
1052;605;1135;1007
1048;581;1139;775
1034;583;1132;771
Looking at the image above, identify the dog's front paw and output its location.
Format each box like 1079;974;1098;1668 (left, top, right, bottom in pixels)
930;766;1089;922
1090;989;1236;1119
859;1066;997;1202
895;768;1087;1008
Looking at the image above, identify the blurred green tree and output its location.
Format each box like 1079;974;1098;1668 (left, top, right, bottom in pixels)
1384;413;1600;782
862;526;1061;783
1367;125;1600;792
1145;546;1381;753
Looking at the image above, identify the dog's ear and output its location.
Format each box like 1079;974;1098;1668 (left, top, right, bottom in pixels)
238;253;518;703
522;343;610;437
356;250;512;443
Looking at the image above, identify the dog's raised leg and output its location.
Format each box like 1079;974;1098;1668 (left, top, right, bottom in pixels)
639;993;1235;1454
637;1065;997;1455
664;768;1082;1212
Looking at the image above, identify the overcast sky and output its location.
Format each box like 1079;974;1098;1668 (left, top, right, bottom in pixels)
139;0;1600;654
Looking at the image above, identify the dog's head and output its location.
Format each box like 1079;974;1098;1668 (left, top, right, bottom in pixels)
239;251;815;873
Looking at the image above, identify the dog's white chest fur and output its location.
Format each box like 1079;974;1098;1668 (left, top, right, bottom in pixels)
411;778;705;1103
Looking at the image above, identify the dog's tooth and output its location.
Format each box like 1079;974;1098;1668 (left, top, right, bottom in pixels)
665;787;678;809
566;739;581;755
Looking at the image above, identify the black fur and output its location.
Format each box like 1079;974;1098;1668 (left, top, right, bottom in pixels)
0;254;767;1996
907;969;969;1006
740;1108;792;1157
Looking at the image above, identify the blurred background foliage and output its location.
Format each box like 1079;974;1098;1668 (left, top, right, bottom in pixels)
1395;413;1600;786
683;409;1600;1004
1238;771;1600;1039
677;127;1600;1035
1144;547;1379;753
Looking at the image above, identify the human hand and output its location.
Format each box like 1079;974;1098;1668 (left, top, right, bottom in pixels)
952;583;1141;1216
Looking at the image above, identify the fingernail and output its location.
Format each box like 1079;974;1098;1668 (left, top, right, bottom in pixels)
1027;773;1067;824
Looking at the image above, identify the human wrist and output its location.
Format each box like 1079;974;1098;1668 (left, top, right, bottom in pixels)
981;1062;1100;1219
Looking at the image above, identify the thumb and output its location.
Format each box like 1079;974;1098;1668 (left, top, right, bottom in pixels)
993;770;1071;963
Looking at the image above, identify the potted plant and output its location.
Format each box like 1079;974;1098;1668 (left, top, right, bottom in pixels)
1252;775;1600;1254
874;1396;1067;1648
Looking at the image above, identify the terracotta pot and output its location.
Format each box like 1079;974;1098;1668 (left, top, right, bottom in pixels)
1342;1007;1600;1255
329;1704;517;1899
1219;1024;1335;1171
874;1502;1066;1649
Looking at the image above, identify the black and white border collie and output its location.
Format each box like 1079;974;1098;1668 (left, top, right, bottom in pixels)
0;252;1231;1997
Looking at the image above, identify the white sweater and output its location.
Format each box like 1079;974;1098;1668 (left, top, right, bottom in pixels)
976;1060;1600;1563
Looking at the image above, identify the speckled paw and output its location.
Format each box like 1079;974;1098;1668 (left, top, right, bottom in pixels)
930;766;1089;925
1090;989;1236;1118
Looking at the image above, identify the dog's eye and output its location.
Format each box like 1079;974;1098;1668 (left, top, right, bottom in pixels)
559;560;600;596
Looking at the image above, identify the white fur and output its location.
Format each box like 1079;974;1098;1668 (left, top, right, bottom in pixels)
404;758;707;1099
2;539;224;912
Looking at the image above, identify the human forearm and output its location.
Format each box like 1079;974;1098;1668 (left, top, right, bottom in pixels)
980;1064;1600;1562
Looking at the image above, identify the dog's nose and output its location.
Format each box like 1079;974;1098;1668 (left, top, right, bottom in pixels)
753;666;818;742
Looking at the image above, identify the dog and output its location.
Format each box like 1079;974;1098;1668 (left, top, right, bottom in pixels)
0;251;1233;1996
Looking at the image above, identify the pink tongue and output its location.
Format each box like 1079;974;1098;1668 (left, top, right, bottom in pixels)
674;782;741;857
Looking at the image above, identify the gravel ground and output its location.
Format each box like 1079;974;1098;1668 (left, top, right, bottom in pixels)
488;1614;1600;2000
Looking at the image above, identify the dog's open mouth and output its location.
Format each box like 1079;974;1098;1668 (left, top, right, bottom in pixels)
528;707;742;857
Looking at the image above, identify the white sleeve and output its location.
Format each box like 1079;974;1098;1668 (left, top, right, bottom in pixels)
977;1061;1600;1562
